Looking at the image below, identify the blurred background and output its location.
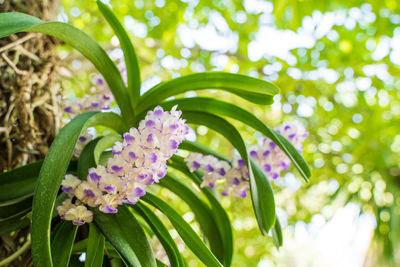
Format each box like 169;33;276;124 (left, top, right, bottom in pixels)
57;0;400;266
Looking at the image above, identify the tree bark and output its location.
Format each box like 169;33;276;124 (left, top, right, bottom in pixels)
0;0;62;172
0;1;61;265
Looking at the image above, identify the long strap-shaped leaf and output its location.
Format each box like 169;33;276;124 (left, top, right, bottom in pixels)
160;174;224;264
168;156;233;267
51;221;78;267
97;1;141;107
272;216;283;249
31;111;126;267
85;223;105;267
94;134;123;164
179;141;230;162
78;138;101;180
181;111;276;234
0;161;77;207
160;97;310;181
136;72;279;115
141;193;223;267
93;205;157;267
0;12;134;123
75;127;155;267
133;203;186;267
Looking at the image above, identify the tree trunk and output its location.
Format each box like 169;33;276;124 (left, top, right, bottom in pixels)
0;1;61;265
0;0;62;172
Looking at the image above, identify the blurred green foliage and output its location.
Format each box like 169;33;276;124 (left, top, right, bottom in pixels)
60;0;400;266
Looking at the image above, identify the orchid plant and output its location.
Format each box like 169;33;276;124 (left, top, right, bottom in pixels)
0;1;311;266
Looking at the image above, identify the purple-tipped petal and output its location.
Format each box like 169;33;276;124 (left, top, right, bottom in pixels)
89;172;101;182
138;173;148;179
84;189;95;198
154;109;163;116
169;139;178;149
263;150;271;157
145;120;155;127
103;205;118;213
147;133;154;143
263;164;271;172
61;186;73;193
72;220;85;226
239;191;248;198
111;165;123;173
169;124;179;130
149;153;158;163
232;177;241;185
124;133;135;143
104;185;116;193
269;142;277;149
250;150;258;158
192;161;201;169
206;164;214;172
134;187;146;197
129;151;137;160
145;178;155;185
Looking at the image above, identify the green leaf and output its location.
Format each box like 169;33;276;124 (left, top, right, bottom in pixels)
0;197;32;219
0;161;77;205
85;224;105;267
179;141;230;162
31;111;125;267
181;111;276;233
0;12;134;123
156;259;169;267
249;159;276;235
0;214;30;235
0;177;36;203
136;72;279;115
94;134;123;165
78;138;101;180
141;193;223;267
93;205;157;267
0;160;43;185
168;156;233;266
97;1;141;107
160;97;310;181
133;202;185;267
51;221;78;267
272;216;283;249
160;174;224;264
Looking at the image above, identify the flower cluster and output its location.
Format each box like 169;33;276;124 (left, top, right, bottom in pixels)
64;74;114;117
185;153;250;198
185;120;308;197
73;130;93;157
57;106;189;225
248;120;308;180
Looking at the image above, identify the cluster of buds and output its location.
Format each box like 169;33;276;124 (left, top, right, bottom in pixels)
57;106;189;225
185;153;250;198
73;130;93;157
249;120;308;180
64;74;114;117
185;120;308;197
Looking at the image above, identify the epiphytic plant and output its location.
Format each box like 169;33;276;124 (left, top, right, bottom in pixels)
0;1;310;266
